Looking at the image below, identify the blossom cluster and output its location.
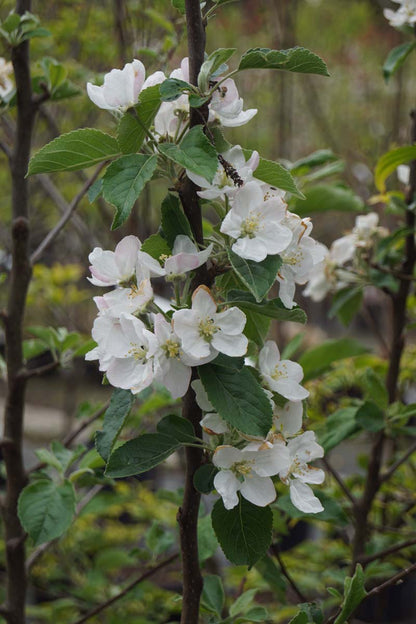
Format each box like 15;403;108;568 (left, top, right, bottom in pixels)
384;0;416;27
86;56;326;514
304;212;388;302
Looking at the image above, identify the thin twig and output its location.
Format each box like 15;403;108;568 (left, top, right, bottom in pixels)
365;561;416;598
17;360;59;380
37;174;91;238
321;457;358;508
380;440;416;483
270;544;308;603
358;538;416;566
0;138;12;160
30;162;107;264
26;485;104;571
70;552;179;624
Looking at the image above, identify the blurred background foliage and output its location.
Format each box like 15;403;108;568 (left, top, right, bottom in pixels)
1;1;416;622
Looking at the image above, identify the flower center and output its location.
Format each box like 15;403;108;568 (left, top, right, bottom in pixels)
163;339;180;359
128;280;147;299
198;317;217;342
128;344;147;361
272;363;288;381
232;460;253;479
240;211;261;238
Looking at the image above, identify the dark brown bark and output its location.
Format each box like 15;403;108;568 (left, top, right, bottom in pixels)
1;2;35;622
351;110;416;566
176;2;208;622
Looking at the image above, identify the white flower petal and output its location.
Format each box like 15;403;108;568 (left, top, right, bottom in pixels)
213;471;240;510
240;475;276;506
289;479;323;514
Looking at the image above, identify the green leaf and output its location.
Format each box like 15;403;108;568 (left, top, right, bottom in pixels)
18;479;76;546
228;250;281;302
288;612;308;624
193;463;218;494
236;606;269;622
238;46;329;76
161;193;193;246
292;185;364;217
198;515;219;563
201;575;225;617
145;521;175;556
198;362;273;437
229;589;257;617
211;497;273;567
318;406;360;452
383;42;416;83
28;129;120;175
253;157;304;198
254;555;286;598
375;145;416;193
355;401;385;433
158;125;218;183
102;154;158;229
95;389;134;462
198;48;236;90
289;149;338;176
329;287;363;326
299;338;368;382
105;433;179;478
156;413;196;443
87;178;103;203
362;369;388;409
159;77;190;101
141;233;172;259
117;85;161;153
297;603;324;624
334;564;367;624
171;0;185;14
227;290;307;324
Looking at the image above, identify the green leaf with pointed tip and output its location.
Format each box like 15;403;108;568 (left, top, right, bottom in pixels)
355;401;385;433
254;157;304;198
375;145;416;193
383;42;416;83
161;193;193;247
201;575;225;617
212;497;273;567
289;149;338;175
299;338;368;382
118;85;161;153
228;250;281;302
105;433;179;478
292;185;364;217
160;78;190;102
18;479;76;546
141;233;171;259
28;129;120;175
194;464;218;494
158;125;218;183
198;362;272;437
156;413;196;443
102;153;158;229
334;565;367;624
238;46;329;76
95;389;134;462
198;48;236;90
318;406;360;452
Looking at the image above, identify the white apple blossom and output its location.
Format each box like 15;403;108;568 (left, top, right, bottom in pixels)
220;181;292;261
209;78;257;127
88;235;142;287
138;236;213;279
153;58;190;138
173;285;248;361
274;401;303;438
277;214;327;308
87;59;147;112
213;441;290;510
98;277;154;317
384;0;416;27
259;341;309;401
186;145;259;200
104;314;157;393
279;431;325;513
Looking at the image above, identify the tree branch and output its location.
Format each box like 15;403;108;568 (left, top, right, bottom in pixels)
321;457;358;509
30;162;106;264
379;439;416;483
358;538;416;566
70;552;179;624
270;543;308;603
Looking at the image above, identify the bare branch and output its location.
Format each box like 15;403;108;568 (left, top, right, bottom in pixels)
0;138;12;161
366;561;416;598
30;162;106;264
321;457;358;509
70;552;179;624
380;440;416;483
37;174;91;239
270;543;308;603
359;538;416;566
17;360;59;380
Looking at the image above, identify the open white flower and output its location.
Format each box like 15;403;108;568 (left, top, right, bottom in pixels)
186;145;259;200
274;401;303;438
0;57;13;99
173;285;248;361
209;78;257;127
220;181;292;261
105;314;157;393
88;235;141;287
99;277;153;318
138;236;212;279
384;1;416;27
279;431;325;513
259;341;309;401
87;59;147;112
213;441;289;510
153;314;198;399
154;58;190;138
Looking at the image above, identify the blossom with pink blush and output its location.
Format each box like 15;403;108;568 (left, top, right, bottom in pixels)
87;60;146;112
